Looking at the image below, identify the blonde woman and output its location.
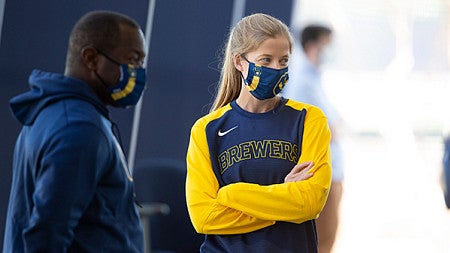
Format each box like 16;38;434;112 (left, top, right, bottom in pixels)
186;13;332;253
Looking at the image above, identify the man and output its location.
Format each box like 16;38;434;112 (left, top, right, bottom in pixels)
282;24;344;253
3;11;147;252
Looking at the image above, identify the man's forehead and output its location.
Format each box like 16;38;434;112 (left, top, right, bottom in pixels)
116;28;145;51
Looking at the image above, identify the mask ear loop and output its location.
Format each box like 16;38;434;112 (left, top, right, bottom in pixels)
95;48;122;66
94;70;110;88
239;54;250;85
240;72;249;86
241;54;250;63
94;47;125;88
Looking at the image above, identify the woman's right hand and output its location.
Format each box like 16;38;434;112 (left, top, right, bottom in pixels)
284;161;314;183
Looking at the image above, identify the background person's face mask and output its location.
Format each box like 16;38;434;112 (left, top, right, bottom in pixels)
96;50;147;108
242;58;289;100
318;43;337;67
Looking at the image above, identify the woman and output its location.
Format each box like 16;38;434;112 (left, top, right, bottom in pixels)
186;13;332;253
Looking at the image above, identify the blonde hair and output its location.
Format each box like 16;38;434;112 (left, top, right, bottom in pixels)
210;13;293;112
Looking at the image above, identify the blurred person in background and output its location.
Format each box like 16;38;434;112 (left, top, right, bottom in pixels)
3;11;147;252
185;13;332;253
282;24;344;253
441;135;450;209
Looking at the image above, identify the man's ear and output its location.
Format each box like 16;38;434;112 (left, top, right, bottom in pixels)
81;46;99;70
233;54;244;72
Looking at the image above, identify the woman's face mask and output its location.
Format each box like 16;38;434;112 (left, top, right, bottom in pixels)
95;50;147;108
242;57;289;100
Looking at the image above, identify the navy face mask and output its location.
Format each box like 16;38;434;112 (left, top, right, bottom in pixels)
242;57;289;100
95;50;147;108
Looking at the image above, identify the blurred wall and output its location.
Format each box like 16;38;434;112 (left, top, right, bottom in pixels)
133;0;294;166
0;0;292;249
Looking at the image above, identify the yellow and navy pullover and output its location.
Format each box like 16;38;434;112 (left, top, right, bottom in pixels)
186;97;332;253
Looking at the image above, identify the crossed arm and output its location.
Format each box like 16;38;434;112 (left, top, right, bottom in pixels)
185;115;332;235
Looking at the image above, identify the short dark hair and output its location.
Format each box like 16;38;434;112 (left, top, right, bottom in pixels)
65;10;140;68
300;25;332;50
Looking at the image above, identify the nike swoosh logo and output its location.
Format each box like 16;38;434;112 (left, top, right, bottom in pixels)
218;125;238;137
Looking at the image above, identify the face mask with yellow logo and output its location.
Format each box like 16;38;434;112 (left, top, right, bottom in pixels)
107;64;146;108
242;57;289;100
96;50;147;108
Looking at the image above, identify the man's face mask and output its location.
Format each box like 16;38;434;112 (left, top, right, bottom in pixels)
241;57;289;100
319;43;336;67
95;49;147;108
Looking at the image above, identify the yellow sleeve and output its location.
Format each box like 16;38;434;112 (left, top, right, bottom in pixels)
185;115;275;235
216;109;332;224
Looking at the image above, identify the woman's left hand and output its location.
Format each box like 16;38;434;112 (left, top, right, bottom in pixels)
284;161;314;183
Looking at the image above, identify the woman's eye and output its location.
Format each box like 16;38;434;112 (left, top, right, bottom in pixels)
280;58;289;66
258;58;271;64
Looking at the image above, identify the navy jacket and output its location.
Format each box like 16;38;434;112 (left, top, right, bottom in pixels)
443;136;450;208
3;70;144;253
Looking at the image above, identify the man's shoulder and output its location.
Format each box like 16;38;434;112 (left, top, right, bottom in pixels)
37;98;107;132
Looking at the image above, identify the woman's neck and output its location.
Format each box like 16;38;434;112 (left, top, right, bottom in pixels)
236;87;280;113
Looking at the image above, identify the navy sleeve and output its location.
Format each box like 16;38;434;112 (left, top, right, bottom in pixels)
22;122;110;252
443;136;450;209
